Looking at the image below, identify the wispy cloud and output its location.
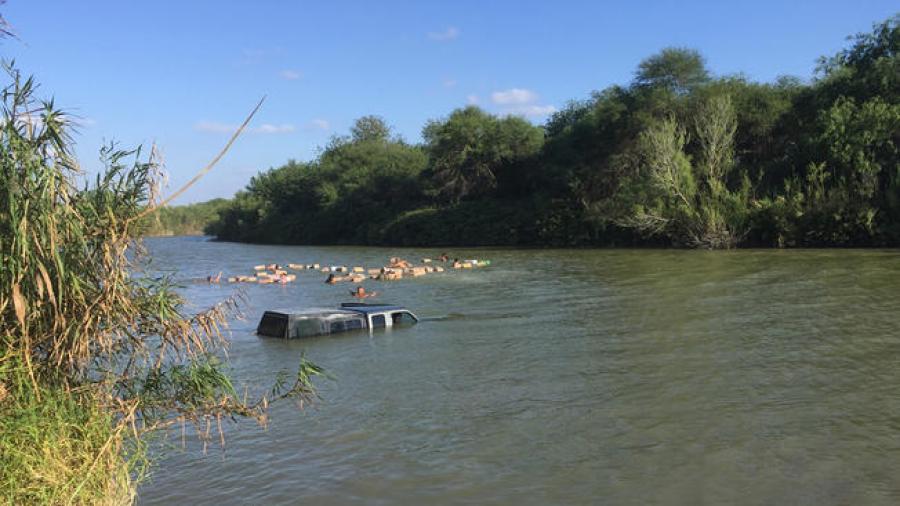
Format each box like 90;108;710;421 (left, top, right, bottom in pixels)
490;88;538;105
194;121;235;133
490;88;556;117
504;104;558;117
443;79;458;88
195;121;296;134
72;117;97;127
255;123;296;134
237;46;284;65
279;69;302;80
238;48;267;65
466;94;479;105
305;119;330;131
427;26;459;41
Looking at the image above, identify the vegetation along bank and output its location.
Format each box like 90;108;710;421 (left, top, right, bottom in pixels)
193;16;899;249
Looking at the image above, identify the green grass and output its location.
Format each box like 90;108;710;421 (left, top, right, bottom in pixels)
0;362;141;506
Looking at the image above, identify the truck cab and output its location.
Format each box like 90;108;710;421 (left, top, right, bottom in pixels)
339;303;419;329
257;303;418;339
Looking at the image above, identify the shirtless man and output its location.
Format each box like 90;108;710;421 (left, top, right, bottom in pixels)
351;286;377;298
388;257;411;269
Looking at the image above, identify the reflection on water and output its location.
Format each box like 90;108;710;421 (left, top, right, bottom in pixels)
138;237;900;505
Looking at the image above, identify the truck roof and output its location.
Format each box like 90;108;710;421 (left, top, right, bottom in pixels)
339;303;408;314
264;308;359;318
264;304;412;318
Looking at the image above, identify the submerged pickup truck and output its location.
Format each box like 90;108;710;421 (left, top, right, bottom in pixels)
256;303;418;339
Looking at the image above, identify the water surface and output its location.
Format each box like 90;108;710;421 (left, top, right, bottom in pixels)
138;237;900;505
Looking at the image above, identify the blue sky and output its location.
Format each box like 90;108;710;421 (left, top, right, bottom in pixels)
2;1;897;203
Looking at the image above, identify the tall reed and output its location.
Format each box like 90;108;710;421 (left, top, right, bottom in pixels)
0;63;321;504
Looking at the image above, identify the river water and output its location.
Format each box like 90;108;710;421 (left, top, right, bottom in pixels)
137;237;900;505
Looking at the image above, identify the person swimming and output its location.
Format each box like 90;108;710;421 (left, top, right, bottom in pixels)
206;271;222;283
388;257;411;269
350;286;377;298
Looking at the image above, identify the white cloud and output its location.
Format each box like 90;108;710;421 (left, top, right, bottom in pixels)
279;69;302;80
466;94;479;105
490;88;538;105
443;79;457;88
488;88;556;118
255;123;295;134
504;104;558;117
427;26;459;41
195;121;296;134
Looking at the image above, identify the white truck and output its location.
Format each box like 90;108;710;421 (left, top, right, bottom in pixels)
256;303;419;339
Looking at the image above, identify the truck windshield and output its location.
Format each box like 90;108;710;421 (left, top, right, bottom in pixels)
292;318;323;338
257;313;288;337
391;312;417;326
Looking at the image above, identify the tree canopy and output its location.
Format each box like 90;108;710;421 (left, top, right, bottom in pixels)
634;47;711;94
203;14;900;249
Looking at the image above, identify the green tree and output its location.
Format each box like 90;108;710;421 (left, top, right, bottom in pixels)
350;115;392;143
208;13;900;249
209;117;427;244
621;95;751;248
634;47;710;94
423;106;543;203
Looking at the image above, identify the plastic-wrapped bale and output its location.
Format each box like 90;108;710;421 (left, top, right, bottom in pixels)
380;270;403;281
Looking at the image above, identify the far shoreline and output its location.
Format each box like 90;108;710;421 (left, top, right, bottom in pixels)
149;235;900;252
